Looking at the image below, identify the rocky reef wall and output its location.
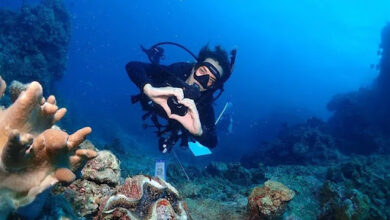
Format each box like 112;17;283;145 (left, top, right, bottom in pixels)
0;0;70;95
327;23;390;155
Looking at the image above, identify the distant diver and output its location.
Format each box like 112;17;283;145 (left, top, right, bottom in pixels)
215;102;233;135
126;42;236;153
217;113;234;135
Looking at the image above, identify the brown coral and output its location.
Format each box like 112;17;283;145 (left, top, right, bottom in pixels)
0;77;97;217
248;180;295;220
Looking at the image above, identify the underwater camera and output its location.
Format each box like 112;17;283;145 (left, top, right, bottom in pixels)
167;83;201;116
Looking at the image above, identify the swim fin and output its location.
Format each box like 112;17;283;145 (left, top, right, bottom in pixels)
188;141;212;156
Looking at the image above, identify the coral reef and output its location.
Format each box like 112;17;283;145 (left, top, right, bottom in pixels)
265;165;328;219
39;145;382;220
0;77;96;218
101;140;267;219
8;80;28;102
64;179;114;217
74;142;266;219
0;0;70;94
319;155;390;219
185;198;246;220
377;22;390;93
241;118;344;167
204;162;265;186
248;180;295;220
15;192;78;220
24;22;389;220
165;161;265;219
50;150;191;219
96;175;190;220
81;150;121;186
243;23;390;167
102;136;156;178
166;161;265;200
327;23;390;154
59;150;119;217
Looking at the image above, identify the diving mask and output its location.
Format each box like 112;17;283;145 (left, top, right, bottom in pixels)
193;62;221;89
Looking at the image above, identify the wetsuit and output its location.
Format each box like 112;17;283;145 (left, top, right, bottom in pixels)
126;62;217;149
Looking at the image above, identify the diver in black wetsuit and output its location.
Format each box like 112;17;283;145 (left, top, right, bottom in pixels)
126;44;236;153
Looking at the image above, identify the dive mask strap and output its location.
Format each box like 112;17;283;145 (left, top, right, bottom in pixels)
198;61;221;80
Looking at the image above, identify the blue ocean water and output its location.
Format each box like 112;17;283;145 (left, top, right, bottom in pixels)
53;0;390;160
1;0;390;218
1;0;389;157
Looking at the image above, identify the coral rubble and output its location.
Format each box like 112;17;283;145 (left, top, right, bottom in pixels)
0;77;96;218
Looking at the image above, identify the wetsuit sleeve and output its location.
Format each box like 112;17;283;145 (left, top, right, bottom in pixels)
194;104;218;149
125;62;164;91
126;62;193;90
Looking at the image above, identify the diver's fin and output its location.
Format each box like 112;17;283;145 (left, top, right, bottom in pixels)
188;141;212;156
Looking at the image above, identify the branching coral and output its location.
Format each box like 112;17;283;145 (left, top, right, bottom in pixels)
0;76;96;217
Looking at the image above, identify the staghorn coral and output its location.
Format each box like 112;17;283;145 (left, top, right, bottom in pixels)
248;180;295;220
96;175;191;220
0;76;96;218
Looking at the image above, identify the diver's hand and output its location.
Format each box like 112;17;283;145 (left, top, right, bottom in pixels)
143;83;184;116
169;98;203;136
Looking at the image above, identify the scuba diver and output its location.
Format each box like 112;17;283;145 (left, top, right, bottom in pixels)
126;42;236;153
215;101;234;136
217;113;234;135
